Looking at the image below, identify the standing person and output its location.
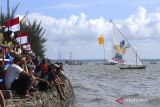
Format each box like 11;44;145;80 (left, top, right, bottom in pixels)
40;59;48;79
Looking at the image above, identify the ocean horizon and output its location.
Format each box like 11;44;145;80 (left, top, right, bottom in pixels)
51;59;160;64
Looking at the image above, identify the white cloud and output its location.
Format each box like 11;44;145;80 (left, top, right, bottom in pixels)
118;6;160;41
25;6;160;59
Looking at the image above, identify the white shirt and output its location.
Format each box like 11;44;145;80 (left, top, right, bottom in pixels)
5;64;23;89
17;48;22;55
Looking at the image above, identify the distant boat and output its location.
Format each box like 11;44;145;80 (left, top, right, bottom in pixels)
150;62;157;64
108;20;145;69
104;62;117;65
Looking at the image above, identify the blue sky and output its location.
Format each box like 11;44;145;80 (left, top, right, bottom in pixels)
1;0;160;59
2;0;160;18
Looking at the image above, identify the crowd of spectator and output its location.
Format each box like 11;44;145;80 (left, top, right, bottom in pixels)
0;25;68;107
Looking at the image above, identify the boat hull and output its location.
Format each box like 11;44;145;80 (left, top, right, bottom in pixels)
119;65;146;69
104;62;117;65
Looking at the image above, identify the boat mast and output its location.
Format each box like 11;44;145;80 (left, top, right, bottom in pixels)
58;51;62;63
136;51;137;66
110;20;143;65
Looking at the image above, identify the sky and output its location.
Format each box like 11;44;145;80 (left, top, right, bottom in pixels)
1;0;160;59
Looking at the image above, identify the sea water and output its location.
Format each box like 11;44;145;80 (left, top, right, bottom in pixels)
64;60;160;107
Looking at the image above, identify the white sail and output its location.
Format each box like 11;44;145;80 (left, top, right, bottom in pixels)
108;20;143;66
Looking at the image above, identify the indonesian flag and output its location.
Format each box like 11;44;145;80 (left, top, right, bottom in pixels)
22;43;31;50
16;32;28;45
5;17;20;32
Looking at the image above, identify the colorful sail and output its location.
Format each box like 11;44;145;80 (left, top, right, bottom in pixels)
108;20;143;66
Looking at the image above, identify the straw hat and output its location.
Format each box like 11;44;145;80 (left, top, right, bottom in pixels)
54;63;60;68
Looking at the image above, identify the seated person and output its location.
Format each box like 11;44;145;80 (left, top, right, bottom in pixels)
40;59;48;79
27;64;49;92
55;63;67;80
47;64;56;84
5;55;32;96
5;55;23;89
48;64;68;100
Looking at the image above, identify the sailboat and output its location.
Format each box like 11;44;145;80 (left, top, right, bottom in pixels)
108;20;145;69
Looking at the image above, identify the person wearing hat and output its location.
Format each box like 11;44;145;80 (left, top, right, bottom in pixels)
55;63;67;80
5;55;24;89
5;55;32;96
47;63;67;100
2;55;32;98
53;63;69;100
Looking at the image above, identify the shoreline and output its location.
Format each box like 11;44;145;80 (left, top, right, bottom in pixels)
5;78;75;107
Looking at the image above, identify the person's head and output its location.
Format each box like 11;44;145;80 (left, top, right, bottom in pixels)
13;55;22;65
5;48;10;54
42;59;46;64
35;56;38;60
26;55;32;63
4;30;13;41
59;63;63;70
27;64;34;75
54;63;61;73
120;40;125;47
48;64;56;72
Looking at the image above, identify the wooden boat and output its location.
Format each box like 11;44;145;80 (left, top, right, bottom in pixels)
150;62;157;64
119;65;145;69
104;62;117;65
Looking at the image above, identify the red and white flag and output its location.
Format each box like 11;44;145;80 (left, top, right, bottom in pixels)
22;43;31;50
16;32;28;45
5;17;20;32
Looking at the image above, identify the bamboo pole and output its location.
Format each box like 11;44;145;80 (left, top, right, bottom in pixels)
7;0;10;31
103;41;105;69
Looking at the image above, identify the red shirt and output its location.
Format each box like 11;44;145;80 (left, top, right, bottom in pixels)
40;63;48;73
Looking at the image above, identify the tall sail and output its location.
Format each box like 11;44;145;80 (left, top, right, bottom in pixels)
108;20;143;66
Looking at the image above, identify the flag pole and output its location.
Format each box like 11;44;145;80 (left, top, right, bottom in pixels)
7;0;10;31
103;35;106;69
98;34;105;69
0;0;1;25
103;42;105;65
